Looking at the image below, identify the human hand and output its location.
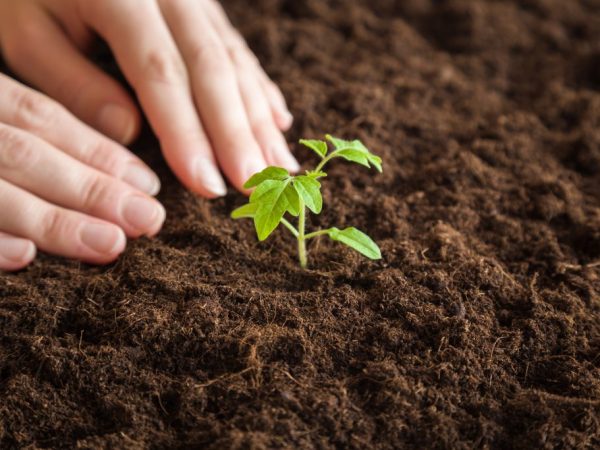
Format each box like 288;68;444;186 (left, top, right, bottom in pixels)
0;0;298;199
0;74;165;271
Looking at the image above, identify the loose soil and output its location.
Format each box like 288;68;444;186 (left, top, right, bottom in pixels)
1;0;600;448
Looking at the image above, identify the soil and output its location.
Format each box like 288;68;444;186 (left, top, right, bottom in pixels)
1;0;600;448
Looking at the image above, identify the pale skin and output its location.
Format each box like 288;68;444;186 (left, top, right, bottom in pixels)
0;0;299;271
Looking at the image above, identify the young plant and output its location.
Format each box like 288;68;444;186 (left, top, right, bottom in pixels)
231;135;383;269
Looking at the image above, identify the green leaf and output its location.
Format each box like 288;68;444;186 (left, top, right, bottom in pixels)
325;135;357;151
335;149;371;168
283;183;301;217
325;135;370;154
244;166;289;189
249;179;294;241
306;170;327;179
325;135;383;172
367;154;383;173
328;227;382;260
300;139;328;158
231;202;257;219
294;176;322;214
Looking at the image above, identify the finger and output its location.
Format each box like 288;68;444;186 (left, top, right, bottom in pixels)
229;44;299;171
38;0;95;50
198;5;298;171
0;74;160;196
0;4;140;144
257;73;295;132
204;0;294;131
78;0;227;198
0;232;36;272
0;124;165;238
159;0;269;191
0;179;125;265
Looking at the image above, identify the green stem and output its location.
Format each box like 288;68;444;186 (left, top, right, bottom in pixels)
314;151;339;173
304;229;331;240
280;218;299;237
298;198;307;269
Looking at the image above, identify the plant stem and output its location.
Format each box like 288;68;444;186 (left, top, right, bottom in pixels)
304;229;331;240
280;218;299;237
314;151;339;173
298;198;307;269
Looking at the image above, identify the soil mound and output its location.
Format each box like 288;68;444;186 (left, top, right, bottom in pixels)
1;0;599;448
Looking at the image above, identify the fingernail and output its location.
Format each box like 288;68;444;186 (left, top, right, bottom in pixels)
276;147;301;173
0;237;35;263
122;162;161;196
79;223;125;255
121;195;166;235
195;158;227;197
97;104;137;144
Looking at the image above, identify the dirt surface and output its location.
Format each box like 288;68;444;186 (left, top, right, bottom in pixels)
1;0;600;448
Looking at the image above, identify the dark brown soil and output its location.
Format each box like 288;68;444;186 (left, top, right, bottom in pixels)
2;0;600;448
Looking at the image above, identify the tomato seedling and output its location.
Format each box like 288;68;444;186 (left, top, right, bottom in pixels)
231;135;382;269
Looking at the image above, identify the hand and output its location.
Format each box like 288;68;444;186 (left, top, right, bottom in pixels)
0;0;299;199
0;74;165;271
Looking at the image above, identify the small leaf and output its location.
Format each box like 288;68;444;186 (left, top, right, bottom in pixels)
294;176;323;214
325;135;383;172
300;139;328;158
244;166;289;189
328;227;382;260
231;202;257;219
325;134;356;151
249;179;293;241
336;149;371;168
250;179;286;204
306;170;327;179
367;154;383;173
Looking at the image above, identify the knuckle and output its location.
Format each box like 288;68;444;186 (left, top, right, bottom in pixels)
143;50;188;86
188;41;230;71
9;89;58;130
83;141;121;175
80;174;111;212
249;114;273;136
0;126;37;170
227;38;256;67
41;208;70;242
227;44;247;66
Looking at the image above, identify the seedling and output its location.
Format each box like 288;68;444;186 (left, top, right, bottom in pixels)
231;135;383;269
